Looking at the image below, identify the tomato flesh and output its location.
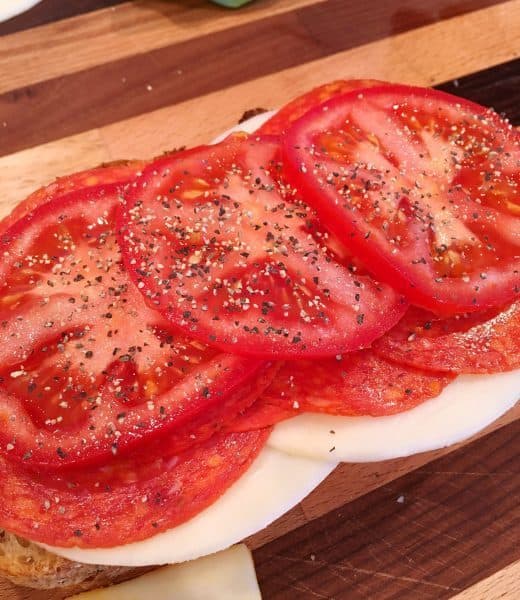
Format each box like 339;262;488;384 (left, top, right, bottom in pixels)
373;301;520;374
0;185;271;471
257;79;384;135
119;134;406;358
230;350;454;431
283;85;520;315
0;429;268;547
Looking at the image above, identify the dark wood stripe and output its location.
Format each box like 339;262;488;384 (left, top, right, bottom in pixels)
0;0;506;157
437;58;520;124
0;0;125;36
254;420;520;599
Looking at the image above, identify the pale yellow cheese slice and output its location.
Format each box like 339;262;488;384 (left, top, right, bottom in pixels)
68;544;261;599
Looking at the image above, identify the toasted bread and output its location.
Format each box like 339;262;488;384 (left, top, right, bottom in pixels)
0;530;149;594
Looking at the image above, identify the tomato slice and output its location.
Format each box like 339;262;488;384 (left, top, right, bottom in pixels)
0;184;272;471
0;161;144;235
257;79;384;135
230;350;454;431
119;134;406;358
373;301;520;374
0;429;268;548
283;85;520;315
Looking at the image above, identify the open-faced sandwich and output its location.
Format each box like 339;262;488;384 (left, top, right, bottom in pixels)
0;80;518;596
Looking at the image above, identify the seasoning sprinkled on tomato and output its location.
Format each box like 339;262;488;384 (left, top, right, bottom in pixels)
0;161;145;237
283;85;520;315
0;184;272;471
118;134;406;358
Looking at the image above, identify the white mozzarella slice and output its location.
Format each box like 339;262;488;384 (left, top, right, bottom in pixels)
0;0;42;23
211;110;276;142
43;447;336;566
68;544;261;600
268;370;519;462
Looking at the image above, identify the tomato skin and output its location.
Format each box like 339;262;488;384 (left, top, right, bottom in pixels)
0;429;268;548
373;302;520;374
230;350;454;431
0;161;144;235
119;134;407;359
112;359;280;465
283;84;520;315
0;184;272;472
257;79;385;135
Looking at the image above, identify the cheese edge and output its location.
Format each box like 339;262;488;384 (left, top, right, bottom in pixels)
67;544;262;600
43;446;336;566
268;370;520;462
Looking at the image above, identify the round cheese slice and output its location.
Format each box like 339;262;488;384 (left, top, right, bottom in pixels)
0;0;42;23
42;447;336;566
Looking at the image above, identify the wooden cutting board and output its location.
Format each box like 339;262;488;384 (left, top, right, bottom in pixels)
0;1;519;598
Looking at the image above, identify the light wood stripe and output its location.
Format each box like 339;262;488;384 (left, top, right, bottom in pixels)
450;561;520;599
0;2;518;599
1;419;516;600
1;0;517;214
0;132;109;221
0;0;323;94
0;0;508;157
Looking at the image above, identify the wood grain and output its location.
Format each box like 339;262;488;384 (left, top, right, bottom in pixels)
0;0;518;598
98;3;520;160
450;561;520;600
0;0;509;156
0;0;322;94
0;405;516;599
247;402;520;551
437;58;520;122
0;131;110;221
254;421;520;599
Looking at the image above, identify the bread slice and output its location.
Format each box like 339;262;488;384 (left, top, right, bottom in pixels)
0;530;149;594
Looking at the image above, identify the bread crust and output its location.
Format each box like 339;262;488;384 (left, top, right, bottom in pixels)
0;530;149;592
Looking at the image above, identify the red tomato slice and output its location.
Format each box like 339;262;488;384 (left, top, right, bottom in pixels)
0;184;272;471
257;79;384;135
230;350;454;431
283;85;520;315
119;134;406;358
0;429;268;548
0;161;144;235
373;302;520;374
